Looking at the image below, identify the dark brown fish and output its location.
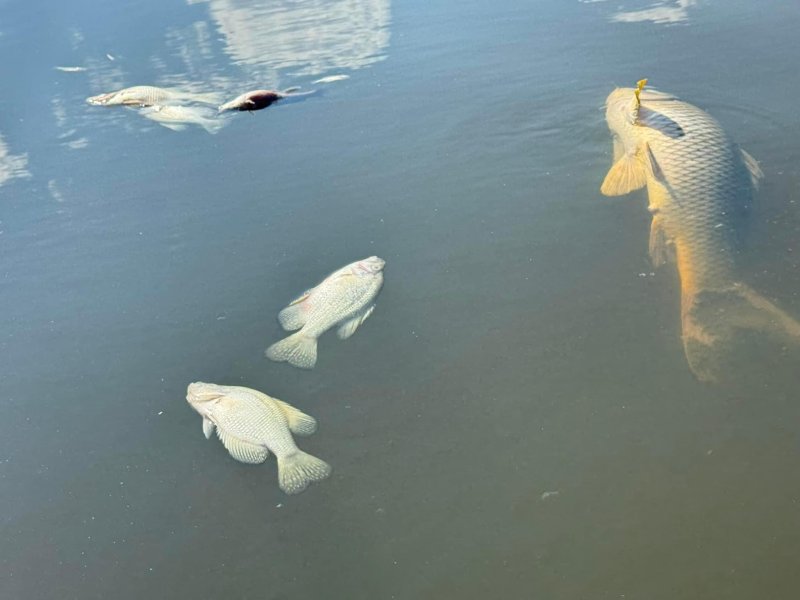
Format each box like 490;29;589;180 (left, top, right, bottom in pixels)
217;88;317;113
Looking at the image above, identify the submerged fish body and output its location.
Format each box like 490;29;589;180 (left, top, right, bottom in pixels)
186;382;331;495
140;105;224;134
86;85;220;107
601;80;800;380
266;256;385;369
218;88;318;112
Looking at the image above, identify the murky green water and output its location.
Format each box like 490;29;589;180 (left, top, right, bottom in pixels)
2;1;799;598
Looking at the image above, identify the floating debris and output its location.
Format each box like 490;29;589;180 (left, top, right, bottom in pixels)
54;66;87;73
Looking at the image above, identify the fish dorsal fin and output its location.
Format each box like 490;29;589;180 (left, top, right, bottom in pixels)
203;417;215;439
217;429;270;464
740;149;764;190
600;150;647;196
337;304;376;340
287;289;314;307
272;399;317;436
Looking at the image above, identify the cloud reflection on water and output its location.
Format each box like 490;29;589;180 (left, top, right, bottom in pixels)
611;0;697;24
0;133;31;188
189;0;391;76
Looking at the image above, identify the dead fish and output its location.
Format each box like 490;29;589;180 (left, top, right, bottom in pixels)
139;105;224;134
217;88;318;113
186;382;331;495
86;85;220;107
312;75;350;84
266;256;385;369
601;79;800;381
55;66;87;73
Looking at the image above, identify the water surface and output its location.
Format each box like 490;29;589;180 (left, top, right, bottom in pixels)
2;0;799;598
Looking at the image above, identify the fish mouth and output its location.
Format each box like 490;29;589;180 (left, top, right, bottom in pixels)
86;92;117;106
356;256;385;274
186;382;226;405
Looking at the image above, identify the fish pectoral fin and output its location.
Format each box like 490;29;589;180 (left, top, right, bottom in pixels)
216;430;269;464
600;151;647;196
272;399;318;436
648;215;674;267
336;304;376;340
740;149;764;190
203;418;215;439
643;142;667;185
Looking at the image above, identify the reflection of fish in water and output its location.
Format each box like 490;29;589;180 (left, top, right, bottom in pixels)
186;382;331;495
266;256;385;369
139;105;224;134
601;79;800;381
218;88;318;113
86;85;220;107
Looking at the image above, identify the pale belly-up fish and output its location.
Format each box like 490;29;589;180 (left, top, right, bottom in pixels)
266;256;385;369
86;85;220;107
139;105;224;134
186;382;331;495
218;88;319;113
601;79;800;381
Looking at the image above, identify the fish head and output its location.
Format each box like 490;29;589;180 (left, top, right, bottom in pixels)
186;382;227;416
604;86;640;146
86;91;122;106
353;256;386;275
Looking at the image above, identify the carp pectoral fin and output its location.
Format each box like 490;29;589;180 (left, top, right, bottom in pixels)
648;216;674;267
217;430;269;464
643;143;667;184
600;152;647;196
272;399;318;436
740;149;764;190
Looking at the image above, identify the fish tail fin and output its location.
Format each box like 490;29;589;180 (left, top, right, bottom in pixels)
277;450;331;494
681;283;800;382
265;332;318;369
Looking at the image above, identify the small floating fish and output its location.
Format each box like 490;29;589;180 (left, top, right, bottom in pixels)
139;105;224;134
217;88;318;113
55;66;86;73
86;85;220;107
266;256;385;369
186;382;331;495
601;79;800;381
312;75;350;84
